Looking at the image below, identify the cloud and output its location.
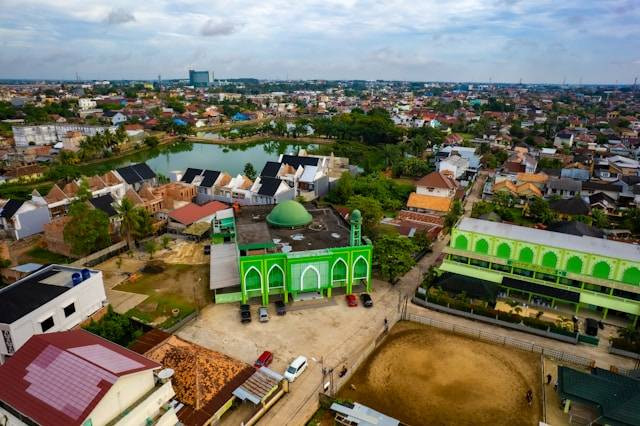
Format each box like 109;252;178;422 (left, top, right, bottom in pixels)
106;8;135;25
200;19;239;37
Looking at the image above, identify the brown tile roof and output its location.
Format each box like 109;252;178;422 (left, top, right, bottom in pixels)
87;175;106;190
45;184;68;203
216;173;231;187
102;171;123;185
516;182;542;197
124;188;144;205
168;201;228;225
239;176;253;190
415;171;458;190
406;193;452;212
62;181;80;197
516;172;548;184
396;210;445;225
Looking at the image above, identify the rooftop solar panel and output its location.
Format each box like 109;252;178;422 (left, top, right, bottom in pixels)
281;155;319;168
132;163;156;180
69;345;144;374
181;168;203;183
200;170;220;187
257;176;282;196
260;161;281;178
115;165;139;184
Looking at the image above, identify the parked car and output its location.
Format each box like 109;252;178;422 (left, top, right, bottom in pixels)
254;350;273;369
360;293;373;307
203;245;211;255
259;306;269;322
240;304;251;323
284;356;308;382
275;300;286;315
346;294;358;307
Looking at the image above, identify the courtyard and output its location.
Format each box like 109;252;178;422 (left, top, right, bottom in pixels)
337;321;542;426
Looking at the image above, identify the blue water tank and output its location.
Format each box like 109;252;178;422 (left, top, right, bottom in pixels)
72;272;82;286
81;268;91;280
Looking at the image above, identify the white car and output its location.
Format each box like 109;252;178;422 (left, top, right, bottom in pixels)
284;356;308;382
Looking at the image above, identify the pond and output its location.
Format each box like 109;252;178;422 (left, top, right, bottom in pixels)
83;140;317;178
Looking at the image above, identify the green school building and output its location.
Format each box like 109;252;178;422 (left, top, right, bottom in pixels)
441;218;640;325
209;201;372;305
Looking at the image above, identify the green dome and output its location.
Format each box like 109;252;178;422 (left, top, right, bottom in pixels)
267;200;312;228
350;209;362;223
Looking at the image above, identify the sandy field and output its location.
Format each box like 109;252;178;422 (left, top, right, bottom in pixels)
337;321;542;426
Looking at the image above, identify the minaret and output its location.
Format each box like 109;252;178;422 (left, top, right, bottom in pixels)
350;209;362;246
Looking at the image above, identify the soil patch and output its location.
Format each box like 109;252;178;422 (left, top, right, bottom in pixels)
337;321;542;426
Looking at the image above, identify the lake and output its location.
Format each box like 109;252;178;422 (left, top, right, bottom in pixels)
95;140;317;178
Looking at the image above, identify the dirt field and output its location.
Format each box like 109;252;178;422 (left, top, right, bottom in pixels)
337;321;542;426
160;239;209;265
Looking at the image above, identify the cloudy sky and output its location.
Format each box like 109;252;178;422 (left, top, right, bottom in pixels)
0;0;639;83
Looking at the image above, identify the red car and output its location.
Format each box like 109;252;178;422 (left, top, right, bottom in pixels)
346;294;358;307
254;351;273;369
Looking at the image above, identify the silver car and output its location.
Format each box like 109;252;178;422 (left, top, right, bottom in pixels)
258;306;269;322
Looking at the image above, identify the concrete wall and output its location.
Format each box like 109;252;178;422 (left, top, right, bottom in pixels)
14;205;51;240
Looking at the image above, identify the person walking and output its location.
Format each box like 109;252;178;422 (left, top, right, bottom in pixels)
526;389;533;407
546;374;552;385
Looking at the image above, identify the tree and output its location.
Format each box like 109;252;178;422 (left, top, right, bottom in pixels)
83;306;144;347
144;136;159;147
161;235;171;249
144;240;158;259
243;162;257;180
346;195;383;232
527;197;556;225
374;234;417;283
444;200;463;230
623;208;640;235
117;198;152;249
63;201;111;256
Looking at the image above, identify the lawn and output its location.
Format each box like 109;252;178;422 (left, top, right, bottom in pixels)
21;247;72;264
115;262;209;329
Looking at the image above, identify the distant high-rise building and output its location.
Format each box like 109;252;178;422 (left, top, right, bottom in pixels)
189;69;210;87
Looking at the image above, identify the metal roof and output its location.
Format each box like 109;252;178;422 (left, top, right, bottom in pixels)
329;402;400;426
232;367;282;405
257;176;283;196
181;168;203;184
0;199;24;219
260;161;281;178
457;218;640;263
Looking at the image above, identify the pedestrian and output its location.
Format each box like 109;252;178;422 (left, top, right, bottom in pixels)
554;380;558;392
526;389;533;407
546;374;552;385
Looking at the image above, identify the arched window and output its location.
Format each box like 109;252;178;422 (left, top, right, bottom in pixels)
244;267;262;291
566;256;583;274
475;239;489;254
301;266;320;290
454;235;468;250
519;247;534;263
622;267;640;285
267;265;284;288
592;261;611;279
541;252;558;269
332;259;348;285
353;256;368;280
496;243;511;259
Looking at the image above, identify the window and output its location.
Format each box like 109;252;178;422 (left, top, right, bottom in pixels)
40;316;54;332
64;302;76;317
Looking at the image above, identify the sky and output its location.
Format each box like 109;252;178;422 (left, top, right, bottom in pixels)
0;0;639;83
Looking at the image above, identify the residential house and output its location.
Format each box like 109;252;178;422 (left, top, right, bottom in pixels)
437;145;482;173
260;154;330;200
167;201;228;233
581;180;623;201
0;330;179;425
61;131;85;152
550;196;591;219
505;149;537;174
104;110;127;125
0;265;106;363
438;155;469;179
546;178;582;199
0;198;51;240
115;162;157;191
554;131;574;148
406;171;459;214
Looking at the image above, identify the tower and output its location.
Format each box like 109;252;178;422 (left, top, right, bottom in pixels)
350;209;362;246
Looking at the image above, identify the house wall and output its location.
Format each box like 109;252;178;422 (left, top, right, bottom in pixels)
14;206;51;240
0;269;107;363
416;186;452;197
84;370;157;426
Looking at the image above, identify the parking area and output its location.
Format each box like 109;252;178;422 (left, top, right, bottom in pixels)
177;278;403;425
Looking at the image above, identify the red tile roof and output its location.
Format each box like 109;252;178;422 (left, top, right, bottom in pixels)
168;201;228;225
415;171;458;190
0;330;160;426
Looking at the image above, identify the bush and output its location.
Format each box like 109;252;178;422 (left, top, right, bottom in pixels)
83;306;145;347
522;316;552;331
611;338;640;354
497;311;521;324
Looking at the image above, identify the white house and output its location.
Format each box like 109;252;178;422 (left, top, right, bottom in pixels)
0;198;51;240
78;98;97;110
554;131;574;148
438;155;470;179
0;329;179;426
0;265;107;364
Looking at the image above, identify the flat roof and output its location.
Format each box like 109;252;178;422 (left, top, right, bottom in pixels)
0;266;98;324
235;205;351;253
457;217;640;263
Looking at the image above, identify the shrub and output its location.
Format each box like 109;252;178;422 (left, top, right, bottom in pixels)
611;338;640;354
522;316;552;331
497;311;521;324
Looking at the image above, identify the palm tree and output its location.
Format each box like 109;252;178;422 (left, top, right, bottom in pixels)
117;198;137;249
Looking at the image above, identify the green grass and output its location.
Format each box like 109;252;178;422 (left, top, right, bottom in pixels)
24;247;71;264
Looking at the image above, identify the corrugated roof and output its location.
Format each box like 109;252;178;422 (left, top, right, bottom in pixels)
0;330;160;426
168;201;228;226
457;217;640;262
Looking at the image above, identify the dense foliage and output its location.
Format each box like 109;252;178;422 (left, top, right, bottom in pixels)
83;306;145;347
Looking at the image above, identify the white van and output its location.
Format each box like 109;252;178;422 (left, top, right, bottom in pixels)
284;356;308;382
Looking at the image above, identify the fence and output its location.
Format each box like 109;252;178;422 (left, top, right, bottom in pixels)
404;312;596;369
71;241;128;267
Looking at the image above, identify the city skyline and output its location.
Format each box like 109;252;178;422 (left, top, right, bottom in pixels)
1;0;639;83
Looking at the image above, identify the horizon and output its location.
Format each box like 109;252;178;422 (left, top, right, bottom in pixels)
1;0;639;84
